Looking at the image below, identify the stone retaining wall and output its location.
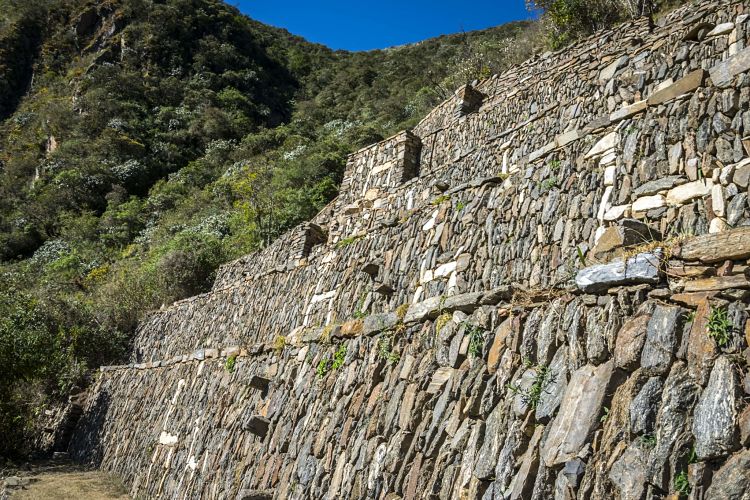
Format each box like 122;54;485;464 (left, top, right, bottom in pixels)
72;1;750;498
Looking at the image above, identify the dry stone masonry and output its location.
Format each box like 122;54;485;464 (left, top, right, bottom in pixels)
71;1;750;498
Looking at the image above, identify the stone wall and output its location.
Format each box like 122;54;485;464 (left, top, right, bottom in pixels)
72;1;750;498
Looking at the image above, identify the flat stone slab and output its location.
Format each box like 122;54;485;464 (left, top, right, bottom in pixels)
710;46;750;87
674;226;750;263
575;251;662;293
647;69;706;105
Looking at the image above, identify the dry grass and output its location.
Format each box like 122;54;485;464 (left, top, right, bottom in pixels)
8;463;128;500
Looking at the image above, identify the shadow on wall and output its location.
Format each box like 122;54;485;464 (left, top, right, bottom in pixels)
68;389;111;467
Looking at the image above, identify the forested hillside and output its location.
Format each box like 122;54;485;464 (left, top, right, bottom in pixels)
0;0;535;457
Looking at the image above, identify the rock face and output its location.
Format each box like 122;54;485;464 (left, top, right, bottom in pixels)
68;1;750;499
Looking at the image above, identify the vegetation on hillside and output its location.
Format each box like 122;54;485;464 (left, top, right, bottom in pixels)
527;0;688;48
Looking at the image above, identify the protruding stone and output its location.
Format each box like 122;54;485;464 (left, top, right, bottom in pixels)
706;22;734;37
575;251;662;293
674;226;750;263
647;70;706;105
589;219;661;262
665;179;713;206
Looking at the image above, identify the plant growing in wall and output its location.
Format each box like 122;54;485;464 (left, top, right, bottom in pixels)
435;313;452;335
272;335;287;352
639;434;657;448
507;364;553;411
336;234;364;248
395;303;409;321
331;344;347;370
707;306;732;348
538;176;558;193
377;335;400;365
430;194;451;206
674;470;690;496
225;354;237;373
464;323;485;358
316;357;330;379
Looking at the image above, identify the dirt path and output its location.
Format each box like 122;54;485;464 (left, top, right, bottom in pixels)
3;462;128;500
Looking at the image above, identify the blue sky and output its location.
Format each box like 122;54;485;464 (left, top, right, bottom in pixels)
232;1;532;51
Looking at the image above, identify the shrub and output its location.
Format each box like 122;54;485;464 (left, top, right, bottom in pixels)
224;354;236;373
331;344;347;370
707;306;731;348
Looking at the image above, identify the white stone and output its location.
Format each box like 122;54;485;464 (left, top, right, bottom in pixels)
707;22;735;37
666;179;713;206
159;431;179;446
311;290;336;304
435;261;457;278
603;204;631;221
632;194;666;212
422;210;438;231
603;165;617;186
296;345;309;362
446;272;458;293
711;184;726;217
420;269;434;284
654;78;674;92
364;188;380;201
597;186;614;222
585;132;618;159
599;151;617;166
709;217;728;234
